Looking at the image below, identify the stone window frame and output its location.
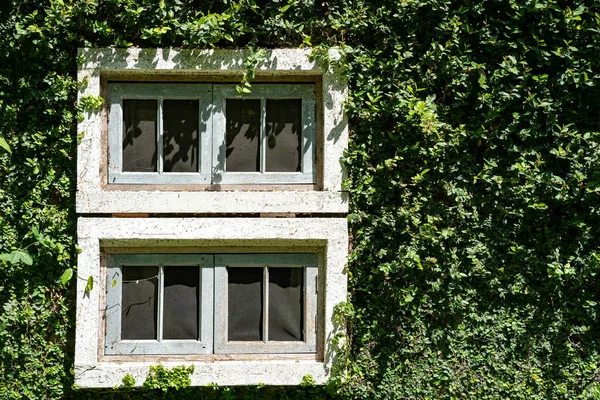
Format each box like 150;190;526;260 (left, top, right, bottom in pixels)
75;217;348;388
75;48;348;388
77;48;348;215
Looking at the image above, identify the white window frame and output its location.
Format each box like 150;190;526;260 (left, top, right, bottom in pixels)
105;253;317;356
105;254;214;355
213;253;317;354
212;84;316;184
107;83;213;185
108;83;316;185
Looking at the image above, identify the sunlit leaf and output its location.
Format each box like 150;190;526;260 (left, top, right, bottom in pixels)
0;250;33;265
0;137;11;154
60;268;73;285
86;276;94;293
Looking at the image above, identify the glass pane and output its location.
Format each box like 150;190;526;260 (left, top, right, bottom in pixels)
268;268;303;341
226;99;260;172
122;100;157;172
228;267;263;341
265;99;302;172
163;100;199;173
163;266;199;340
121;265;158;340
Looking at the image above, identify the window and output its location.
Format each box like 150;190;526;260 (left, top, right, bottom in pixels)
105;253;317;356
76;48;348;214
105;254;214;355
108;83;316;185
213;254;317;354
75;217;347;387
75;48;348;388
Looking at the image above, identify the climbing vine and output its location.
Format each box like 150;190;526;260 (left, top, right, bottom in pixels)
1;0;600;399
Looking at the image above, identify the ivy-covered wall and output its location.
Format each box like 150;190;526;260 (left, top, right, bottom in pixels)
1;0;599;398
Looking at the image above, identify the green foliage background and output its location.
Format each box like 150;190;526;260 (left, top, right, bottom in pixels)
1;0;600;398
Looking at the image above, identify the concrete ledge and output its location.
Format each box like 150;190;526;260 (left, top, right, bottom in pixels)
75;361;328;388
76;190;348;214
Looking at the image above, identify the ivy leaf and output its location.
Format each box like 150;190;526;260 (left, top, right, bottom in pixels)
85;276;94;294
32;226;53;248
19;251;33;265
60;268;73;285
0;250;33;265
0;136;11;154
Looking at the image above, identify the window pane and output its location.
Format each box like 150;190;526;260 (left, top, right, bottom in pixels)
122;100;157;172
226;99;260;172
265;99;302;172
163;100;199;173
228;267;263;341
162;266;199;340
268;268;303;341
121;266;158;340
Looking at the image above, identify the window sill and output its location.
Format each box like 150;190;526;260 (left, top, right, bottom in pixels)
76;190;348;214
98;353;322;362
75;359;330;388
102;183;321;191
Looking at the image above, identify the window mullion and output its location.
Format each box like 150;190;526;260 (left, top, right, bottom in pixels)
260;98;266;174
198;265;202;342
198;98;204;176
157;98;164;174
263;265;268;343
201;86;213;178
157;264;164;342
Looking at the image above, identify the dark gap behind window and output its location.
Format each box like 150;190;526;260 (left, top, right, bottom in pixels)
265;99;302;172
227;267;263;341
121;265;158;340
163;100;199;173
268;267;303;341
225;99;260;172
122;100;157;172
163;266;199;340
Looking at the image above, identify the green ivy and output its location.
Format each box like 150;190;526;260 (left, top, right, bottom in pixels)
1;0;600;399
143;365;194;391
